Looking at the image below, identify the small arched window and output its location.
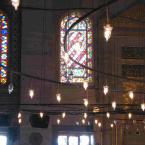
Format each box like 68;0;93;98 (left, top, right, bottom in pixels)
0;11;8;84
60;12;93;83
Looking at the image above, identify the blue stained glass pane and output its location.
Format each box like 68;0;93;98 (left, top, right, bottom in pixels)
1;29;7;35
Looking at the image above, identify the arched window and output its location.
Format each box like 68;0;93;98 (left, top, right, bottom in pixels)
60;12;93;83
0;11;8;84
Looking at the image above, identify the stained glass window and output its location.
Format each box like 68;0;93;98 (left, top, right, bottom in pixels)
60;12;93;83
0;11;8;84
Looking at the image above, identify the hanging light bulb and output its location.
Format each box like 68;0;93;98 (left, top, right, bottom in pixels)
76;122;79;125
8;83;14;94
94;119;98;124
129;91;134;100
18;118;22;124
110;123;114;128
106;112;110;119
112;101;116;110
56;93;61;103
29;89;34;99
57;119;61;125
62;112;66;118
18;112;21;118
83;99;88;107
39;112;44;118
103;85;109;95
82;119;85;124
141;103;145;111
83;81;88;90
11;0;20;10
128;113;132;119
98;122;102;128
84;113;87;119
104;24;113;41
18;112;22;124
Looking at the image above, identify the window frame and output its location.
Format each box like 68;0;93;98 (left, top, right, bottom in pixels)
60;12;93;83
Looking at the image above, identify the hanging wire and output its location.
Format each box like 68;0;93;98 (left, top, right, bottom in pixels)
39;0;47;115
106;7;109;23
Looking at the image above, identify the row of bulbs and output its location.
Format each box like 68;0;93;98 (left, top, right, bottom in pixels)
57;113;134;127
8;82;145;113
17;112;44;124
57;118;115;129
99;83;145;112
8;81;139;101
17;110;135;128
57;112;89;125
55;82;145;112
94;119;115;128
23;83;145;112
105;112;133;120
17;112;66;124
17;113;145;132
56;113;103;128
103;85;145;112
